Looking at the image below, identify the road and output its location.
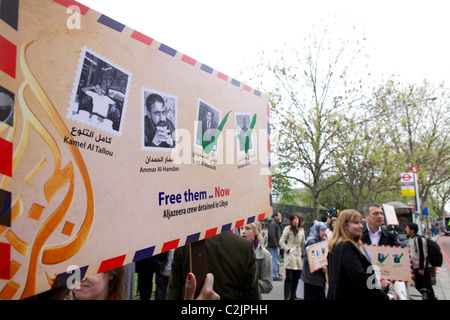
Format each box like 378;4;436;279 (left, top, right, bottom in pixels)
438;235;450;275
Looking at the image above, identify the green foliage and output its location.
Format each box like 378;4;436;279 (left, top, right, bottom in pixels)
247;24;449;218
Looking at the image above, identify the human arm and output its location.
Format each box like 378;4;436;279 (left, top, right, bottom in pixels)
81;86;92;93
258;250;273;294
417;236;426;272
279;227;290;253
299;229;305;254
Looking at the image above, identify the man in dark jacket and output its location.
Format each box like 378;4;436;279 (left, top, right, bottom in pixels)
267;212;282;281
167;231;259;300
361;203;398;246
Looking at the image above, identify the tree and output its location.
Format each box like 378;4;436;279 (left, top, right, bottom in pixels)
406;83;450;206
330;78;409;211
365;80;450;212
331;116;403;212
429;182;450;218
258;24;370;219
314;175;354;213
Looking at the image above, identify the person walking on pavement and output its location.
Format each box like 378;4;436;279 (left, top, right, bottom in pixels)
279;212;305;300
361;203;398;246
406;222;436;300
267;212;283;281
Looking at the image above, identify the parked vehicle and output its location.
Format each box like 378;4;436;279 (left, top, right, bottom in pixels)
444;216;450;236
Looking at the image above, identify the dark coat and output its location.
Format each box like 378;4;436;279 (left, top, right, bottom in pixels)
361;225;399;246
327;241;389;300
302;238;326;287
267;218;281;249
167;231;259;300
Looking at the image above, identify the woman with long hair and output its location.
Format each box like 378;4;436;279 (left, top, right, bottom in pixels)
279;212;305;300
241;221;273;298
327;210;393;300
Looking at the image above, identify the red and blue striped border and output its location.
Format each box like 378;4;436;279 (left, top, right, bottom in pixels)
0;0;17;282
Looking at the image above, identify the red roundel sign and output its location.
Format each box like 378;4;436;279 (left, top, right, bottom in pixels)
401;173;412;183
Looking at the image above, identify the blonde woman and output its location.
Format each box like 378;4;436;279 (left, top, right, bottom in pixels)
241;221;273;298
279;212;305;300
327;210;393;300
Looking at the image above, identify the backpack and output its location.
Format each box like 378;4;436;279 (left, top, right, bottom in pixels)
425;238;443;267
418;236;443;267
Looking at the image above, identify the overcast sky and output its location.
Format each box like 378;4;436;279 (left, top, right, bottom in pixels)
76;0;450;88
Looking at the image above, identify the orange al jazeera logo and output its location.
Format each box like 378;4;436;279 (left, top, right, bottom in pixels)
0;40;94;300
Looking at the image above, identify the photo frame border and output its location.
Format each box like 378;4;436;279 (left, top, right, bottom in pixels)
194;98;222;155
66;46;132;137
141;87;178;152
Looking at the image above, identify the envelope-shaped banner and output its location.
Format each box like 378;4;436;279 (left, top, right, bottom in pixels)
0;0;272;299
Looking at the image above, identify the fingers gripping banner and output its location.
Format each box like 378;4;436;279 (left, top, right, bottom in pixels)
0;0;272;299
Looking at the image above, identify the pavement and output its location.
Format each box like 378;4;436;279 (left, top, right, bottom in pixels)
262;234;450;300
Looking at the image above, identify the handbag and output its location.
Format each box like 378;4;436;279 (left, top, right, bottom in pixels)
296;278;305;300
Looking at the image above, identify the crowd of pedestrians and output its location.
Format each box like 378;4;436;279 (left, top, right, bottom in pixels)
27;203;436;300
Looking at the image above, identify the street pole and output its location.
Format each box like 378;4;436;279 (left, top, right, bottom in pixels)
404;103;421;233
413;171;422;235
405;97;436;235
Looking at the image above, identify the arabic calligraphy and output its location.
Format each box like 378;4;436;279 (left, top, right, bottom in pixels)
0;39;95;300
70;126;112;144
145;156;174;164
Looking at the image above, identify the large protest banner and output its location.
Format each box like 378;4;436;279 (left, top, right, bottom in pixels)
0;0;272;299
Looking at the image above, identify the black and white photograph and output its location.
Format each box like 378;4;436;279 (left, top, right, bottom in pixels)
195;99;221;153
142;89;177;151
235;113;253;153
67;47;131;135
0;86;14;127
